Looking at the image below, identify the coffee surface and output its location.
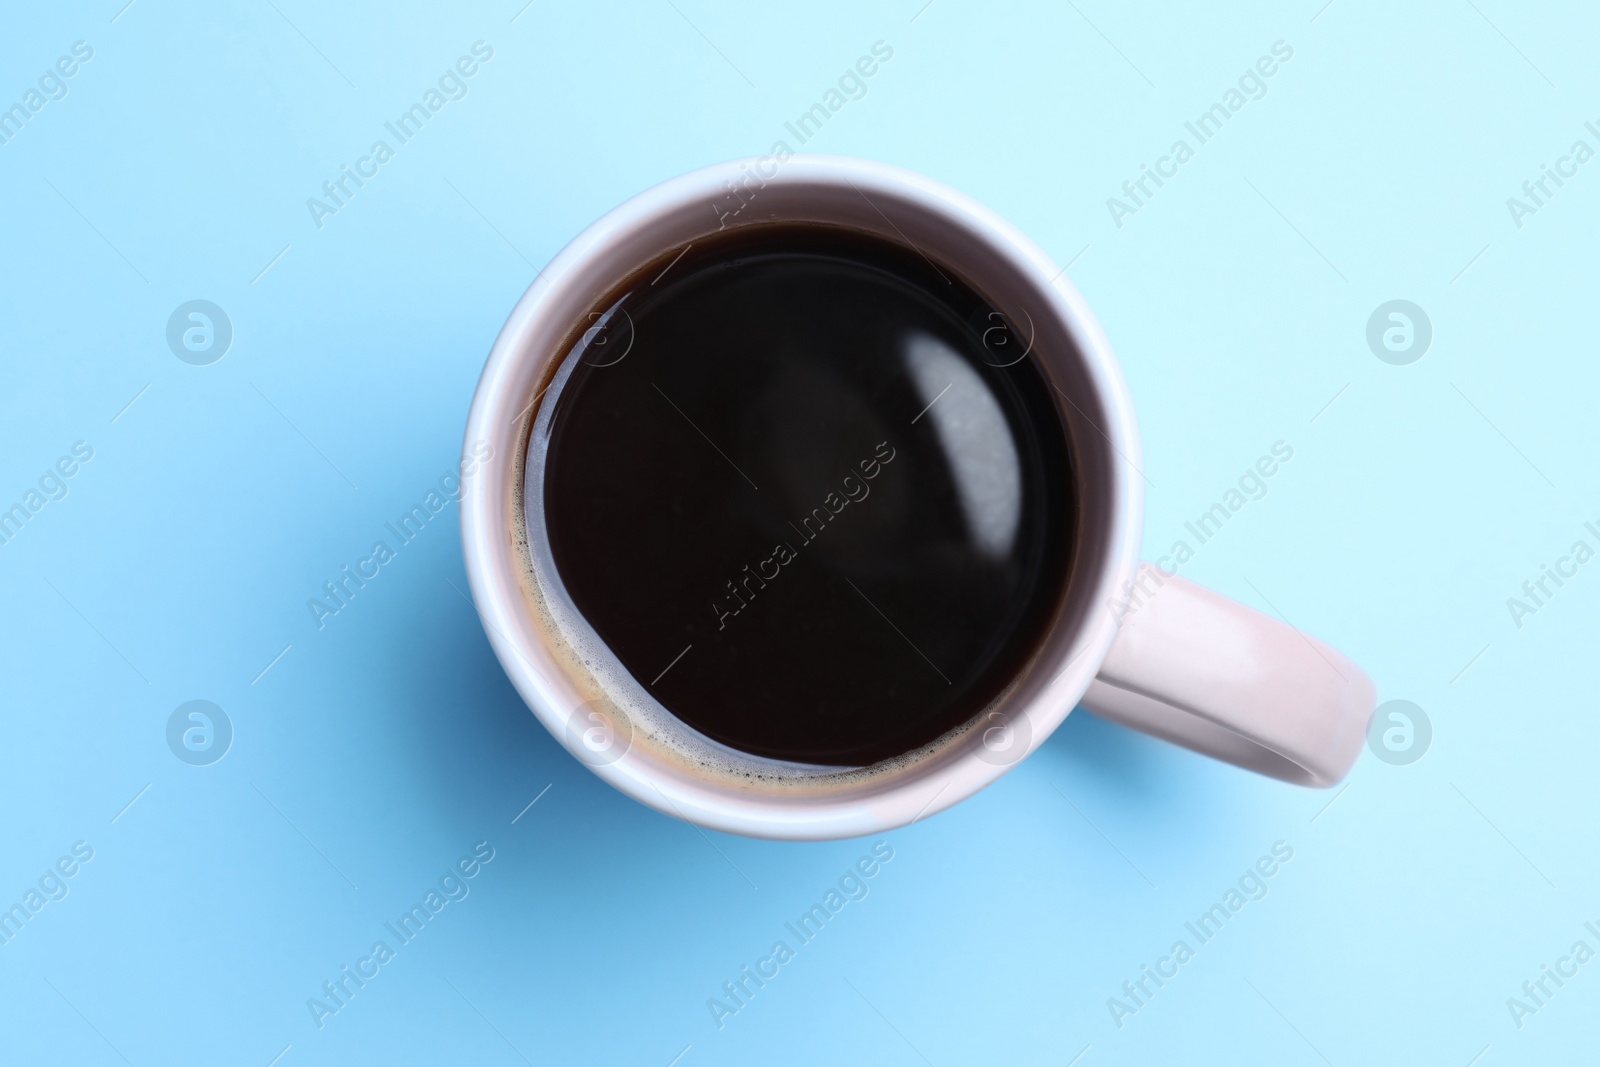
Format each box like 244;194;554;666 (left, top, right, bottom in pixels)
541;227;1072;766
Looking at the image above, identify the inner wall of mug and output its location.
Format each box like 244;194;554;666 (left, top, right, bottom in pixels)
506;159;1125;805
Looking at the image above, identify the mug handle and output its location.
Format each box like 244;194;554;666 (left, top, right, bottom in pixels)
1078;565;1376;786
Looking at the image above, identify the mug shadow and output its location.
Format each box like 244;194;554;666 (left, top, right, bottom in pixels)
1030;703;1226;830
375;551;778;887
1038;706;1165;794
368;543;1223;912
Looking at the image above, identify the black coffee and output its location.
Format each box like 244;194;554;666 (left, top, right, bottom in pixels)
540;226;1072;766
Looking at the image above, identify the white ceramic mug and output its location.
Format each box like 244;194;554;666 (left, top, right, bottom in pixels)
460;156;1376;841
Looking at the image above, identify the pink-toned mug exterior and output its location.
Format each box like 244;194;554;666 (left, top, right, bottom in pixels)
460;156;1376;840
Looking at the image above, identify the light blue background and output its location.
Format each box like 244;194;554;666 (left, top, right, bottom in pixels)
3;1;1596;1063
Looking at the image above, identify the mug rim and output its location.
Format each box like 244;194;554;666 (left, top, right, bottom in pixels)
460;155;1144;839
